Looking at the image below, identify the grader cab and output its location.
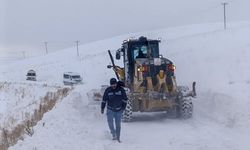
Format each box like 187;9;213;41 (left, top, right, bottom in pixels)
107;36;196;121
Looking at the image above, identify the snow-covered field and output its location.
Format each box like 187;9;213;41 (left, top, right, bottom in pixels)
0;22;250;150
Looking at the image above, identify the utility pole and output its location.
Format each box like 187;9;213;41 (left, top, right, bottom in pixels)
222;2;228;30
44;42;48;54
22;51;26;59
76;41;80;56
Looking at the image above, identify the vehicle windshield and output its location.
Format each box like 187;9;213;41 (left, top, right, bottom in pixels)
72;75;81;79
27;73;36;76
130;42;159;59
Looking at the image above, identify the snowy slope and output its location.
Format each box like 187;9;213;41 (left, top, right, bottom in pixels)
1;22;250;150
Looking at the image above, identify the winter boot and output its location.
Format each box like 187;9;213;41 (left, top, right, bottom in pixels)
112;134;117;140
117;139;121;143
117;136;121;143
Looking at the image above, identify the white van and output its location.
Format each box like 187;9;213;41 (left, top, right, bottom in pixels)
63;72;82;85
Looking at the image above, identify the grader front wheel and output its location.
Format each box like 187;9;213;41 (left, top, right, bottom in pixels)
122;99;133;122
177;97;193;119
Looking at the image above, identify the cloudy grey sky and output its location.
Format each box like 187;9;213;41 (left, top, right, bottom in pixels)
0;0;250;56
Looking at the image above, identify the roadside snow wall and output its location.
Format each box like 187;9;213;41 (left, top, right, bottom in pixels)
0;82;71;150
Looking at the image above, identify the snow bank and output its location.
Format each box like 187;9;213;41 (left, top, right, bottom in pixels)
0;81;71;149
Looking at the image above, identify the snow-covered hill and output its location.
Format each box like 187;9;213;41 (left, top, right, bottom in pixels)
1;22;250;150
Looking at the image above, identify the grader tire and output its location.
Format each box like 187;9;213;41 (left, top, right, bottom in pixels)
122;99;132;122
177;97;193;119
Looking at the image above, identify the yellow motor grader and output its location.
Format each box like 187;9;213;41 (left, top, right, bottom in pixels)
107;36;196;122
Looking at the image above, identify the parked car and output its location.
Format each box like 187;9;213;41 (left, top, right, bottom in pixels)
63;72;82;85
26;70;36;81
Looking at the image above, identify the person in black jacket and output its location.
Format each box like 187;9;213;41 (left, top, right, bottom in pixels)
101;78;128;142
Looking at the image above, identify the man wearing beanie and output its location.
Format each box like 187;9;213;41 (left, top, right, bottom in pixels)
101;78;128;143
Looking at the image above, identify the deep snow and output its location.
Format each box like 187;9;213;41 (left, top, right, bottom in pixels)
0;22;249;150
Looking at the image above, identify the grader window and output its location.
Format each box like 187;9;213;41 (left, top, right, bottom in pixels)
130;42;159;60
133;46;147;59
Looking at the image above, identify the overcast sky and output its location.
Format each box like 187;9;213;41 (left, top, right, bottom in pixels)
0;0;250;56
